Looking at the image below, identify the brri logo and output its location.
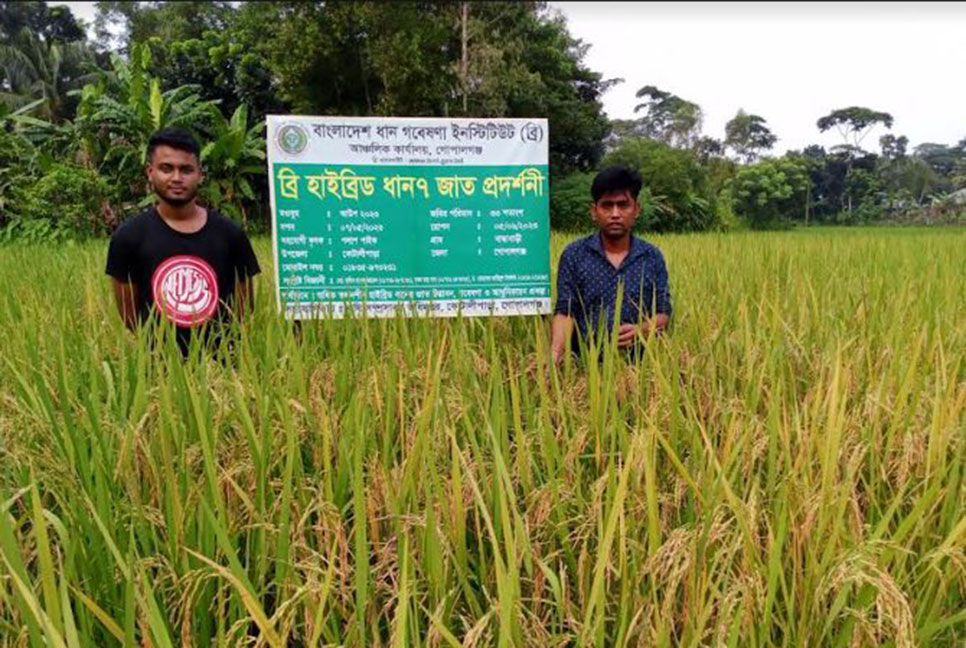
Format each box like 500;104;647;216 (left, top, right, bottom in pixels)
276;123;308;155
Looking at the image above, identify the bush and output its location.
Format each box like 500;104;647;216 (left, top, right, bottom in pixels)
13;162;111;238
602;138;719;232
728;158;810;229
0;125;39;225
0;124;86;242
548;170;704;235
549;172;593;231
0;216;74;244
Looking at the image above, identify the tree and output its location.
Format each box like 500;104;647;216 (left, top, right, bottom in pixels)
603;137;717;232
93;1;232;52
604;118;638;151
724;109;777;163
143;28;284;125
548;171;593;230
632;85;702;148
913;142;962;177
501;5;614;175
817;106;893;217
728;157;811;229
875;134;918;215
952;138;966;189
0;101;42;222
247;1;611;175
903;158;944;204
0;28;98;120
879;133;907;161
694;136;725;162
780;146;889;224
0;2;86;44
817;106;893;150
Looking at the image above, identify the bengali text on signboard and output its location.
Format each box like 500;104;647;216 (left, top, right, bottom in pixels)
267;115;550;319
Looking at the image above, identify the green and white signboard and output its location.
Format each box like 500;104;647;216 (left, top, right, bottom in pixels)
267;115;550;319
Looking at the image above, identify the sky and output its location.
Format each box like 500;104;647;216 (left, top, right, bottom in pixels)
550;1;966;154
58;1;966;155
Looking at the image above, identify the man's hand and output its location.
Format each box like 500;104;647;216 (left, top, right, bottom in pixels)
617;313;671;348
616;323;638;348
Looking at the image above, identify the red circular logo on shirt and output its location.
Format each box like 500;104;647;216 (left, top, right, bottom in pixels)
151;255;219;327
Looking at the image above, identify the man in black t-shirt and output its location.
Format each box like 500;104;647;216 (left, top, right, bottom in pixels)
105;127;260;353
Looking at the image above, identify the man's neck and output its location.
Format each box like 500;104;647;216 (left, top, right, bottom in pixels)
599;231;631;254
157;200;206;233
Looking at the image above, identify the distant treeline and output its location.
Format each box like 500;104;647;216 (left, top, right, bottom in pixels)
1;1;964;241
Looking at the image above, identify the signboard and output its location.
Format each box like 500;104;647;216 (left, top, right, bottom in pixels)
267;116;550;319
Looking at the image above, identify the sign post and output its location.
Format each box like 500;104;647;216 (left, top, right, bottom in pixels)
267;116;550;319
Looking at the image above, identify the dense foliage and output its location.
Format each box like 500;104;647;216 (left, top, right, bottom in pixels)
603;138;719;232
727;158;810;229
0;1;964;240
0;1;618;239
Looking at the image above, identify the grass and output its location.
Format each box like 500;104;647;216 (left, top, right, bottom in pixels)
0;227;965;647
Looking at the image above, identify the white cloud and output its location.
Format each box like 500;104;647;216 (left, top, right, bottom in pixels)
552;1;966;154
55;2;98;28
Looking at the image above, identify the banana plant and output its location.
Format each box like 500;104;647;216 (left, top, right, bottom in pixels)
73;42;219;212
198;103;266;226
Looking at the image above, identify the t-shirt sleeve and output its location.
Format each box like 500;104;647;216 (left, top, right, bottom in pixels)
231;226;261;281
105;225;136;281
553;247;578;316
654;251;672;316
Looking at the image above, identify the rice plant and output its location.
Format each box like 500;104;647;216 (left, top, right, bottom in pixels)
1;227;965;647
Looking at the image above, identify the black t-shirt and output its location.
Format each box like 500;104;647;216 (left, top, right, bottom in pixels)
105;206;260;348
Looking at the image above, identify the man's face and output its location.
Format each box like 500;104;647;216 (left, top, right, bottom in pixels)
591;189;640;240
146;145;203;207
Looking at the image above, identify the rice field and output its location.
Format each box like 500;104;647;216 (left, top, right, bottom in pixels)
1;227;965;648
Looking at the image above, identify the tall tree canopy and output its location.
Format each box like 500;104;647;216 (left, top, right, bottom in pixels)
724;109;777;163
98;1;612;177
817;106;893;216
631;85;702;148
0;2;95;119
817;106;893;151
93;1;233;52
879;133;908;160
0;1;86;44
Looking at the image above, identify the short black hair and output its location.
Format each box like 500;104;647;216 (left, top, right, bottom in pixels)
590;166;643;202
147;127;201;163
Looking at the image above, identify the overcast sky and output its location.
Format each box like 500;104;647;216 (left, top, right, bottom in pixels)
551;1;966;154
60;1;965;155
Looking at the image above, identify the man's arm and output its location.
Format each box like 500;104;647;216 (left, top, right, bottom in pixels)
617;250;672;347
234;277;255;321
550;248;578;363
111;278;139;331
230;226;260;323
551;313;575;363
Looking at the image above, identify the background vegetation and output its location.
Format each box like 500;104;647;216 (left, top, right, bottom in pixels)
1;1;965;241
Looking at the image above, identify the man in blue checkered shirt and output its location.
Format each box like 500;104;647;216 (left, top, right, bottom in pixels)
551;166;672;362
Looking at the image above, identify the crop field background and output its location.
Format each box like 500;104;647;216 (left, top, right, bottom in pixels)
1;228;965;648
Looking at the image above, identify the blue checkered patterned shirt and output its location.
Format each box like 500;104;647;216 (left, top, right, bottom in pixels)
554;233;672;351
